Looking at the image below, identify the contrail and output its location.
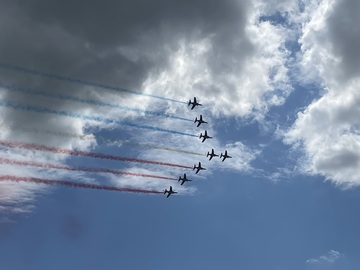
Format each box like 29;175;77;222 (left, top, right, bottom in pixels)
0;175;163;194
0;62;187;104
0;82;193;122
0;139;193;169
0;157;177;181
0;100;198;138
0;125;204;156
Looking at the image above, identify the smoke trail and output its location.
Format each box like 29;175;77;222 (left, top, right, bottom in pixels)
0;125;203;156
0;62;187;104
0;124;95;141
0;139;192;169
0;82;193;122
0;175;163;194
0;124;204;156
0;157;177;181
98;138;204;156
0;100;198;138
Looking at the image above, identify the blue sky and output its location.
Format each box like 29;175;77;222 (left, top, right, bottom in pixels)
1;0;360;269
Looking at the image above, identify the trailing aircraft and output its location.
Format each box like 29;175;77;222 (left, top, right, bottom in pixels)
164;186;178;198
188;97;202;110
220;150;232;162
194;115;208;127
178;173;192;185
193;162;206;174
199;130;212;142
206;149;219;160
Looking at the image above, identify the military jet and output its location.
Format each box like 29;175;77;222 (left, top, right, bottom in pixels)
194;115;208;127
199;130;212;142
188;97;202;110
178;174;192;185
164;186;178;198
220;150;232;162
206;149;219;160
193;162;206;174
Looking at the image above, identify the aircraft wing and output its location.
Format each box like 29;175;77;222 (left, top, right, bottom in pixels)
166;193;171;198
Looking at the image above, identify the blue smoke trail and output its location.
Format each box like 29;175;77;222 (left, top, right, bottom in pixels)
0;62;187;104
0;100;198;137
0;82;193;122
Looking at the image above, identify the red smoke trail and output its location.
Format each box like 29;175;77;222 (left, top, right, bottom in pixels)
0;175;163;194
0;140;192;169
0;124;203;156
0;157;177;181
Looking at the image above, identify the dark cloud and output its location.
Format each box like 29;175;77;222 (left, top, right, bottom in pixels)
0;0;250;89
315;149;360;172
0;0;254;146
326;0;360;81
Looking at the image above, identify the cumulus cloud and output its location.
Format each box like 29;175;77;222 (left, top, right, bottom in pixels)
144;2;291;118
285;0;360;187
0;0;292;217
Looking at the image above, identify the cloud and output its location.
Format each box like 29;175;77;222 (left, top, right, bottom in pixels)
306;250;342;264
144;2;291;118
284;0;360;187
0;0;292;217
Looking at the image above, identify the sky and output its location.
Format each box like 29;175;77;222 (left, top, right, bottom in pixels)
0;0;360;269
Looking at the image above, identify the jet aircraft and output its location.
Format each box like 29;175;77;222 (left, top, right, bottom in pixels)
193;162;206;174
194;115;208;127
178;174;192;185
220;150;232;162
199;130;212;142
164;186;178;198
188;97;202;110
206;149;219;160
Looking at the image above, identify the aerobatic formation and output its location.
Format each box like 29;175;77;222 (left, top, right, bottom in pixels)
0;63;232;200
163;97;232;198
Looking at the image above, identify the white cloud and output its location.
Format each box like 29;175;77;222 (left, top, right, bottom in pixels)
144;2;292;119
306;250;342;264
285;0;360;187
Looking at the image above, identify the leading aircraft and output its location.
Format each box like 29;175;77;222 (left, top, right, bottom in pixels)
188;97;202;110
194;115;208;127
220;150;232;162
164;186;178;198
199;130;212;142
206;149;219;160
178;173;192;185
193;162;206;174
